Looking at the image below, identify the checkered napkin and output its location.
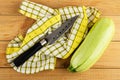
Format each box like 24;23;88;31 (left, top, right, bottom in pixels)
6;0;100;74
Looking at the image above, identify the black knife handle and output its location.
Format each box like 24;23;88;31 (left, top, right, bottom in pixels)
12;39;47;67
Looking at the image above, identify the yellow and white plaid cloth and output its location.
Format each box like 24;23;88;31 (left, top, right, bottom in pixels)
6;0;100;74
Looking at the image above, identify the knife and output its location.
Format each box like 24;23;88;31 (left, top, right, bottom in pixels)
11;15;79;67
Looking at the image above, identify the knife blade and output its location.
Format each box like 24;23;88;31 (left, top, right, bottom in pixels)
11;15;79;67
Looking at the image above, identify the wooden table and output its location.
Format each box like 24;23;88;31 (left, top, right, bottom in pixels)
0;0;120;80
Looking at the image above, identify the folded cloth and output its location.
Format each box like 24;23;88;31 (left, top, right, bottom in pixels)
6;0;100;74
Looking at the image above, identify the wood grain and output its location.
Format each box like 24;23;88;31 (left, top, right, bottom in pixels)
0;0;120;15
83;0;120;16
0;16;119;41
0;41;120;69
0;0;120;79
0;68;119;80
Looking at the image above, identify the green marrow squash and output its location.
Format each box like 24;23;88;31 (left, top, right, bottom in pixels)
68;18;115;72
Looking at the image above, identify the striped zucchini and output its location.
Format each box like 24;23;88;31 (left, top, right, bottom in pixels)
68;18;115;72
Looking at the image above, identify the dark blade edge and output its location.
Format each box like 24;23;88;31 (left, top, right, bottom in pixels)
45;15;79;45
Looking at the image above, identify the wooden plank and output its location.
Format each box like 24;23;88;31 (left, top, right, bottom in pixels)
0;16;25;40
0;16;35;40
0;0;120;16
0;16;119;40
0;41;9;67
0;41;120;69
0;0;119;79
0;68;120;80
0;0;21;16
93;41;120;69
106;16;120;41
82;0;120;16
